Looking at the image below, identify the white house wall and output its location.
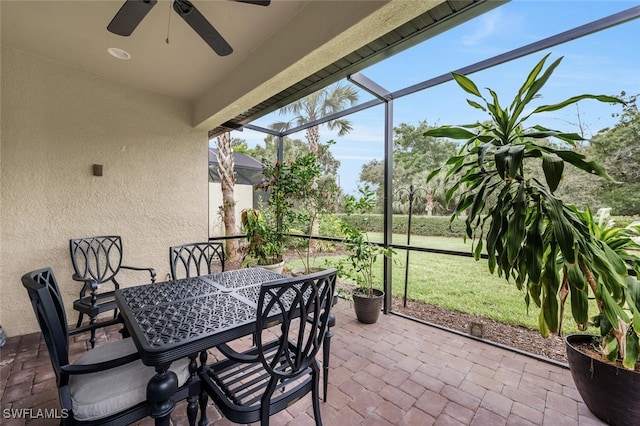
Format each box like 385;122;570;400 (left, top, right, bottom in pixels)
208;182;254;237
0;47;208;336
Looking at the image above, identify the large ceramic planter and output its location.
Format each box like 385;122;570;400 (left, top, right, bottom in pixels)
290;266;325;277
352;289;384;324
565;334;640;426
258;260;285;274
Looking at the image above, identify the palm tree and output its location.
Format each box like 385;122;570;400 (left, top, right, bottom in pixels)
270;83;359;153
216;131;238;259
269;82;358;256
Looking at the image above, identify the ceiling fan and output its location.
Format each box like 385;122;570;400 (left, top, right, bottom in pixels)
107;0;270;56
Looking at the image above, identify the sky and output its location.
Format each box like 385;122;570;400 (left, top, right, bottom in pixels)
220;0;640;195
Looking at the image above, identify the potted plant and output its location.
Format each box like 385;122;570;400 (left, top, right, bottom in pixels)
337;185;394;324
240;208;285;273
423;53;640;425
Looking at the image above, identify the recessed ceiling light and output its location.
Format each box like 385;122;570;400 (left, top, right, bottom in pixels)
107;47;131;60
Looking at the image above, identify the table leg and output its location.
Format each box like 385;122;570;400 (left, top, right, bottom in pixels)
198;350;209;426
147;363;178;426
187;354;199;426
323;312;336;402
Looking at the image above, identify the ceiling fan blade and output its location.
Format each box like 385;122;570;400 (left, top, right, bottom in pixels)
173;0;233;56
235;0;271;5
107;0;158;36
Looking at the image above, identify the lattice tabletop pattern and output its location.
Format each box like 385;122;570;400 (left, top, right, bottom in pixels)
117;268;287;349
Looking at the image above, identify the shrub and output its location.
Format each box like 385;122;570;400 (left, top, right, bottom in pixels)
335;214;468;237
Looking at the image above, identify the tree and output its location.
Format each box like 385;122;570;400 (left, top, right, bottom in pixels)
270;81;356;243
216;132;239;259
394;121;457;215
270;83;359;154
247;135;340;178
589;93;640;215
358;121;457;214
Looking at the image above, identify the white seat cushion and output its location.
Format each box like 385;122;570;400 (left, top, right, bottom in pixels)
68;338;190;422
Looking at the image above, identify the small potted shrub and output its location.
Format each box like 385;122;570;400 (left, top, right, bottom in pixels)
424;53;639;425
338;185;394;324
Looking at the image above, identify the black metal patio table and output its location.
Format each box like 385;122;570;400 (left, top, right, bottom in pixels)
115;267;286;426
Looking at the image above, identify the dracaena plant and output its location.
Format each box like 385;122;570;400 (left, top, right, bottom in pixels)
424;53;640;369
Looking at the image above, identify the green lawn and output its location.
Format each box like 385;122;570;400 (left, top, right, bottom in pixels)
285;234;596;335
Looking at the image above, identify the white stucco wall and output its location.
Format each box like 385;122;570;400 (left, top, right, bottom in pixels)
0;47;209;336
208;182;254;237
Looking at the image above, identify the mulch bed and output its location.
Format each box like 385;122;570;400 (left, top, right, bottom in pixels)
391;297;568;363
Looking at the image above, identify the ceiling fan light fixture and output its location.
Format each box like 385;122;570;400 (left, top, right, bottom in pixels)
107;47;131;60
106;0;269;57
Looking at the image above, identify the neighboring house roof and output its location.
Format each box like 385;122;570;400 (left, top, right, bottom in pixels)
208;148;263;185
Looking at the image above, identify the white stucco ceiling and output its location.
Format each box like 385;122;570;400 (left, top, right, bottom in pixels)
1;0;451;131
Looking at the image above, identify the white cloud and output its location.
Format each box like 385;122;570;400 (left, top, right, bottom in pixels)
460;9;524;47
460;11;501;46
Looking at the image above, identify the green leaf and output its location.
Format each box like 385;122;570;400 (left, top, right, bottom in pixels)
622;333;640;370
625;277;640;333
541;252;560;334
623;332;639;369
477;143;494;169
524;213;543;284
602;243;628;276
426;168;441;183
566;263;586;292
541;154;564;193
516;53;552;105
568;274;589;326
486;206;503;267
445;155;465;166
445;182;463;203
507;184;526;264
494;145;510;179
544;196;575;264
533;94;624;114
602;334;619;361
452;72;482;97
599;282;630;327
454;195;474;217
529;281;542;308
522;56;563;107
508;145;525;178
468;183;486;224
538;309;550;338
466;99;486;112
473;239;484;261
627;277;640;312
423;126;477;140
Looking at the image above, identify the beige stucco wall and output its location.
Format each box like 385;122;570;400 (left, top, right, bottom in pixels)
0;47;208;337
208;182;254;238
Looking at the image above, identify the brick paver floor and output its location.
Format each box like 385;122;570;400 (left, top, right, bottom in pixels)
1;299;605;425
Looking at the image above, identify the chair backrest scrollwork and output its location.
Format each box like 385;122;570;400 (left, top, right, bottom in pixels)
169;242;225;280
70;235;124;287
256;268;337;380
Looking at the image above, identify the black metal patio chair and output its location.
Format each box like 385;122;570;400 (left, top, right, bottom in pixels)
169;241;225;280
22;267;193;425
69;235;156;348
198;268;337;426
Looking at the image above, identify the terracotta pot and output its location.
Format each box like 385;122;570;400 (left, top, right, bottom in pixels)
352;289;384;324
565;334;640;426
